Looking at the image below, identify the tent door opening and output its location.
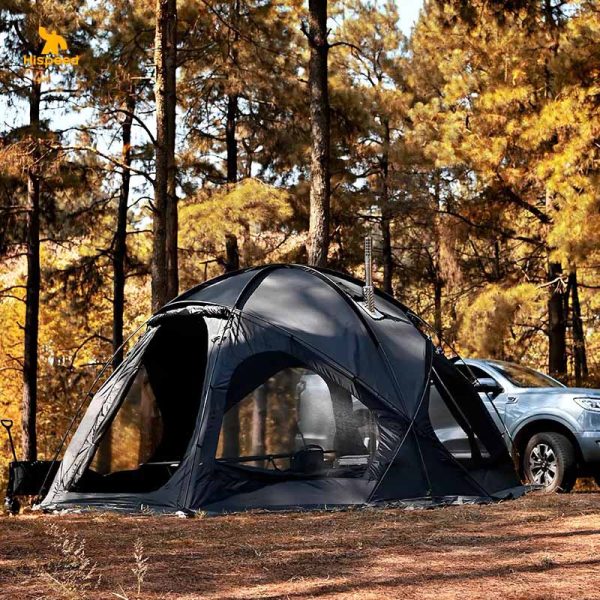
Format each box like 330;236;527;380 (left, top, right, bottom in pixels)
72;316;208;494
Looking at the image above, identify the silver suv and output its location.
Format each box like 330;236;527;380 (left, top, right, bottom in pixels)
449;359;600;492
298;360;600;493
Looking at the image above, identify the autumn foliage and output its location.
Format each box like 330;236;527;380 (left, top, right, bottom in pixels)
0;0;598;486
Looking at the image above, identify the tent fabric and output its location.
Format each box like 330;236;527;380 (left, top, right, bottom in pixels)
47;327;159;496
41;264;523;514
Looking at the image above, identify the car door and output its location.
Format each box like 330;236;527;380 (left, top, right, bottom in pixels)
456;363;511;446
428;380;473;458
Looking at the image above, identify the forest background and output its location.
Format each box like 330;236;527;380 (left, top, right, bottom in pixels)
0;0;598;486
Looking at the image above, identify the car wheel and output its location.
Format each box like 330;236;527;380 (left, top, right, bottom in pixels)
523;432;577;493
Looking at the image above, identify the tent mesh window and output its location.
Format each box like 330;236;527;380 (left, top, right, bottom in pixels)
429;364;493;463
74;366;175;493
91;367;163;475
216;368;379;477
429;380;477;461
73;317;207;493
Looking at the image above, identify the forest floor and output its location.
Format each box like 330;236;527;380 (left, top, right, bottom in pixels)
1;492;599;600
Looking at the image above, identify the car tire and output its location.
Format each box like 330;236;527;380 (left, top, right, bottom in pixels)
523;432;577;493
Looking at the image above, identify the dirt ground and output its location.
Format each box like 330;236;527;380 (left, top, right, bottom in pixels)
1;493;599;600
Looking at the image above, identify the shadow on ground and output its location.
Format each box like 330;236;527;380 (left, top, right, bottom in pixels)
1;492;599;599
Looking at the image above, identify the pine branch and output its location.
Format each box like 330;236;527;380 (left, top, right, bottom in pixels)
102;108;157;146
58;145;154;184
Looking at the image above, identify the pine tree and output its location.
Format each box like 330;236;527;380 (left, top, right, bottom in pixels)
408;0;598;378
333;0;409;293
152;0;178;310
303;0;330;266
0;0;92;460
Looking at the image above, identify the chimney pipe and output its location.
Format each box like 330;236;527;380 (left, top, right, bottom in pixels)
363;235;375;313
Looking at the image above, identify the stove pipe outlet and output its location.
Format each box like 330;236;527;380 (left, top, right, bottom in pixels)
363;236;375;313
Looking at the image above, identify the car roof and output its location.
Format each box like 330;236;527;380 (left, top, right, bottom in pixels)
460;358;509;368
458;358;566;388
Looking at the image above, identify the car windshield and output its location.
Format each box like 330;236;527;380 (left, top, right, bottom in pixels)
489;362;564;388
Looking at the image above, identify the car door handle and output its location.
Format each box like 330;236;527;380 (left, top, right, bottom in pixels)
506;396;518;404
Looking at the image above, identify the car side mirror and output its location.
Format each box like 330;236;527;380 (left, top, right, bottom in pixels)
473;377;503;395
353;408;369;428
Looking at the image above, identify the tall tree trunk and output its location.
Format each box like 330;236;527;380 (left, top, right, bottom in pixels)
222;405;240;458
569;270;588;386
219;0;243;451
97;96;136;474
113;95;135;370
152;0;178;311
493;239;502;281
224;233;239;272
226;93;238;184
223;91;239;271
222;2;240;260
433;278;443;344
542;9;566;380
380;119;393;295
221;232;240;457
547;262;567;379
219;0;242;455
222;234;240;457
22;73;42;461
306;0;330;267
223;92;240;259
380;215;393;294
222;103;239;273
251;383;268;462
432;174;444;344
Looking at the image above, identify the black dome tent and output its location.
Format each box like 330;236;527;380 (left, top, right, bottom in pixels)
39;265;523;513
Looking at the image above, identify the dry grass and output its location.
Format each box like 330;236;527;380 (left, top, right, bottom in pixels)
1;492;600;599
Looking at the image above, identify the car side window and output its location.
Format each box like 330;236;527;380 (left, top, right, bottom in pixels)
454;364;493;382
